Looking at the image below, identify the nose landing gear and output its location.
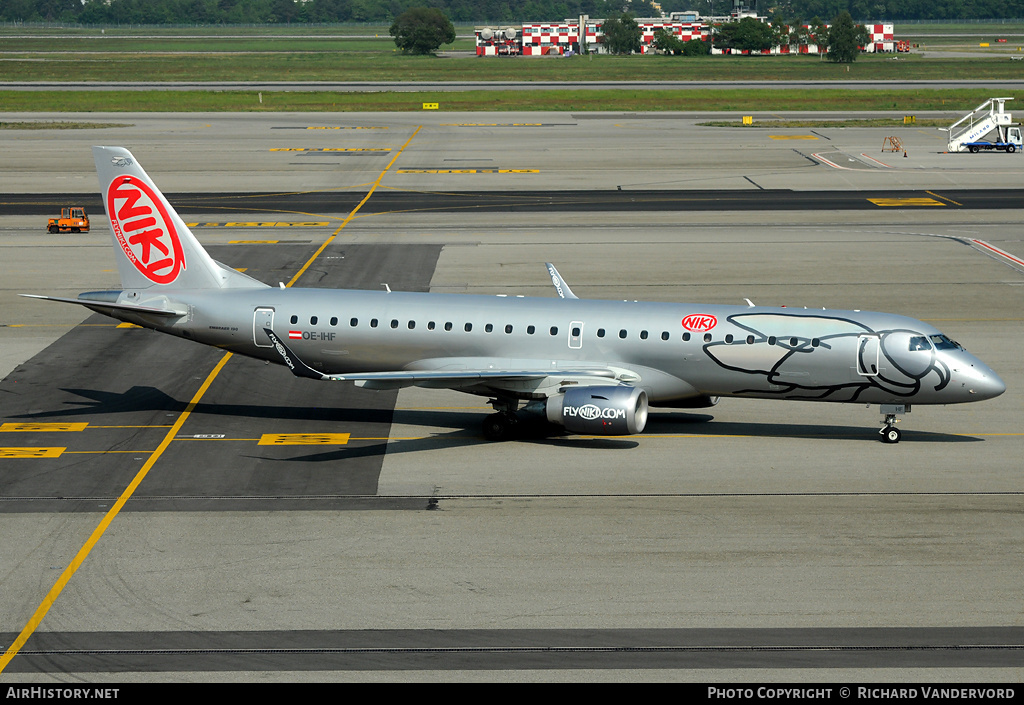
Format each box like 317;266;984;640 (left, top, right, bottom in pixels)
879;404;910;444
881;424;902;444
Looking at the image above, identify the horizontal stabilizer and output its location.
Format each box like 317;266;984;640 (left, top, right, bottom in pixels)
19;294;186;317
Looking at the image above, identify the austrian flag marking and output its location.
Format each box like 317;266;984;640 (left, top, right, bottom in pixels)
681;314;717;332
289;331;302;339
107;175;186;285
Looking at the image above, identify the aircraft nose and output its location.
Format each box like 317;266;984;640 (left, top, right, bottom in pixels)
977;367;1006;400
960;358;1006;401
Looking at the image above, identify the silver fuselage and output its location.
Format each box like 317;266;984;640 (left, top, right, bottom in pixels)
109;286;1005;407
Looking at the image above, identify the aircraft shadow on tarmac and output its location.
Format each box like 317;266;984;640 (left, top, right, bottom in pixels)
15;387;981;451
18;386;395;425
644;412;982;444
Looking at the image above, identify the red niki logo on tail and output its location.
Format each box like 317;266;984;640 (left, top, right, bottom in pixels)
107;175;185;284
681;313;718;332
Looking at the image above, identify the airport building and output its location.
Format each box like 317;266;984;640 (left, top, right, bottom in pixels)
474;15;905;57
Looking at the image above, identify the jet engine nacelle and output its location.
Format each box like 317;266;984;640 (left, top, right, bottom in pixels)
546;385;649;435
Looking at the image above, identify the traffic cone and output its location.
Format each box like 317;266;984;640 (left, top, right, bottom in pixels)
903;150;908;158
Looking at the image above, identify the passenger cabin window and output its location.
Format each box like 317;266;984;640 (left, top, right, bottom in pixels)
445;322;453;331
703;333;712;343
640;330;648;340
682;332;691;342
485;324;493;333
527;325;535;335
572;327;581;337
661;331;669;341
310;316;318;325
370;319;378;328
330;317;338;326
428;321;436;331
290;315;298;325
465;323;473;332
350;318;358;327
505;324;513;334
619;329;627;339
408;321;415;330
550;326;558;336
597;328;606;338
725;334;733;344
390;319;398;329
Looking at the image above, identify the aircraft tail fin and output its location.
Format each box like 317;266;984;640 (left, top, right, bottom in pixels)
93;146;265;291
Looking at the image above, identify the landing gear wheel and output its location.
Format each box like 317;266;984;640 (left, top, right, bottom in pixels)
881;425;902;444
482;413;517;442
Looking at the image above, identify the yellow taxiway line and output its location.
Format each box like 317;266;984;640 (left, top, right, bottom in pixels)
0;126;423;675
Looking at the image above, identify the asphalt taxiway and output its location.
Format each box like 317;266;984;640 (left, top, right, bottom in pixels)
1;112;1022;681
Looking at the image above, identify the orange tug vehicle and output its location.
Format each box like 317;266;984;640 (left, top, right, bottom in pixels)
47;207;89;233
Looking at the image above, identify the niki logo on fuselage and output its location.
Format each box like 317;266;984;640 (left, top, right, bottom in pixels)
682;314;717;333
106;176;186;285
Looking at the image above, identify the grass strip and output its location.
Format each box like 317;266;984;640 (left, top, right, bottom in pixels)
0;88;1004;113
2;53;1024;82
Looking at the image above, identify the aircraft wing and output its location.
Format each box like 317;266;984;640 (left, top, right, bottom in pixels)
263;328;619;390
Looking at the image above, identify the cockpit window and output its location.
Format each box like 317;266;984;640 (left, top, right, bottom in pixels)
929;334;962;351
909;336;931;352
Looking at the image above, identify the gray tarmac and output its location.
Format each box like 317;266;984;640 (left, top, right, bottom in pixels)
0;112;1022;681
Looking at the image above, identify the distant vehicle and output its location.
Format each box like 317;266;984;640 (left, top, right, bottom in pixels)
963;126;1022;153
47;207;89;233
943;97;1023;154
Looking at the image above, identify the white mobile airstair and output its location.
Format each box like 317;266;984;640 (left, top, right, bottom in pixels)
943;97;1022;153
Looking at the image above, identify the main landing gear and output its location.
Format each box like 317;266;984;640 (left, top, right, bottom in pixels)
482;397;551;441
482;411;519;441
879;404;910;444
482;397;521;441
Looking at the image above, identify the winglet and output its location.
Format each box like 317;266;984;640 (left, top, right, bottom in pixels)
544;263;578;299
263;328;327;380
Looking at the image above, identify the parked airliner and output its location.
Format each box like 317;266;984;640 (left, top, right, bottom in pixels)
24;147;1005;443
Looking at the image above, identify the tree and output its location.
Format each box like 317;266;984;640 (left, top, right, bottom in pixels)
389;7;456;56
716;17;776;53
600;13;641;55
651;28;684;55
681;38;711;56
825;11;869;63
